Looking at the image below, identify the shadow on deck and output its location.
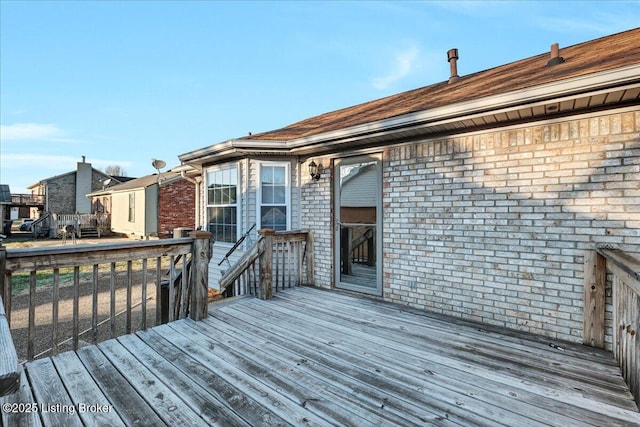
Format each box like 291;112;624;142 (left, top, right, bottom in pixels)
2;286;639;426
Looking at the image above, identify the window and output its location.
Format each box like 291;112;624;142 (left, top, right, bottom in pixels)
128;193;135;222
207;165;238;243
259;163;289;231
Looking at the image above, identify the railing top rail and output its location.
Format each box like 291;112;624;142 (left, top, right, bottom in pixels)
5;237;194;272
271;230;310;243
219;237;264;291
596;248;640;282
0;295;19;396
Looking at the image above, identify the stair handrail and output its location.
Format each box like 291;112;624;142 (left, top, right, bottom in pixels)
218;236;264;293
217;223;256;266
30;212;51;237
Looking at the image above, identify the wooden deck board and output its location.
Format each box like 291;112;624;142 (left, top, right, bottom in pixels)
272;289;634;408
221;295;596;426
1;286;639;427
51;351;125;427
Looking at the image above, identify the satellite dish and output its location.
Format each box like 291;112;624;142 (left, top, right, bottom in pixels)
152;159;166;171
103;178;112;186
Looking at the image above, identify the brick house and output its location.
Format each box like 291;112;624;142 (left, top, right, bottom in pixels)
27;157;127;217
88;169;198;238
179;28;640;348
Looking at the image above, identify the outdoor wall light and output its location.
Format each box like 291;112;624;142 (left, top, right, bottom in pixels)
308;160;322;180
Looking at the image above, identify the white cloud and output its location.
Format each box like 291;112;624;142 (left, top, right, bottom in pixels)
1;153;133;170
0;123;77;143
534;14;638;36
371;45;420;90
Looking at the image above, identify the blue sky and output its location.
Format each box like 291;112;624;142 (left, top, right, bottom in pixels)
1;1;639;193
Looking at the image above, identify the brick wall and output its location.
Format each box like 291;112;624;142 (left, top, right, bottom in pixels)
47;174;76;214
301;158;333;288
383;109;639;347
158;179;196;238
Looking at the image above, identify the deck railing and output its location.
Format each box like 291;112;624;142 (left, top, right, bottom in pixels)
0;232;211;364
53;213;111;238
584;248;640;406
219;229;314;299
10;194;44;207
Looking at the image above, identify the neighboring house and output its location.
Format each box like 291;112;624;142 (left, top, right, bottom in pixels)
88;168;199;239
179;28;640;349
27;156;130;218
0;185;11;232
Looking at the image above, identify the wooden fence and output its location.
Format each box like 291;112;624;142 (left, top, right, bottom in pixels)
584;248;639;406
0;232;211;363
219;229;314;299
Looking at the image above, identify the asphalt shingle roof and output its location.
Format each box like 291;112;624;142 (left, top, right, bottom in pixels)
245;28;640;142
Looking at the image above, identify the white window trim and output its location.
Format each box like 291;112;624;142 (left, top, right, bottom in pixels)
128;193;135;222
205;162;241;246
256;160;291;231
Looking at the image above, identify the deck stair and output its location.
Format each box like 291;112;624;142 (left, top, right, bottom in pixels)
79;227;99;238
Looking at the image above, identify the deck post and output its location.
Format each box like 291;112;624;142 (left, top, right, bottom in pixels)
258;229;275;300
305;231;315;285
0;245;7;322
583;249;606;348
190;231;212;321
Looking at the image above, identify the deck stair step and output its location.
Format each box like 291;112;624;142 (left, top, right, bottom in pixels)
80;227;99;238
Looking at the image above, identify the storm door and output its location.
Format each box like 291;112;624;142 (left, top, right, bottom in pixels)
334;156;382;295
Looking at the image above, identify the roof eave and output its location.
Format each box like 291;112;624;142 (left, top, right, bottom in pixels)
179;139;289;167
288;64;640;154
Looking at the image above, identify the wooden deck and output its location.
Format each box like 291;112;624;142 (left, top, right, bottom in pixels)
2;286;639;426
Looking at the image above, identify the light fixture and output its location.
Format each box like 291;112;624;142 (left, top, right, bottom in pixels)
308;160;322;181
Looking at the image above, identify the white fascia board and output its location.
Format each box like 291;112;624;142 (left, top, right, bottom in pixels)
286;64;640;149
179;140;237;162
179;139;288;164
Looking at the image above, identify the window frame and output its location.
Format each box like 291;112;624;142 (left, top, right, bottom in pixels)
205;163;240;245
128;193;135;222
256;161;291;232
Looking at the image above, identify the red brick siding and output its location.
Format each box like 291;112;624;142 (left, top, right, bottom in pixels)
158;179;196;238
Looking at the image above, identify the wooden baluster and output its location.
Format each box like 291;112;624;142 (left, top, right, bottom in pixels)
169;255;175;322
27;271;36;360
110;262;116;338
155;257;161;325
180;256;188;319
92;264;99;343
306;232;315;286
126;260;133;334
141;259;147;330
52;268;59;356
73;266;80;350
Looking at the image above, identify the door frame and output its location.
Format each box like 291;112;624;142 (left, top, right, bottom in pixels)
333;154;383;296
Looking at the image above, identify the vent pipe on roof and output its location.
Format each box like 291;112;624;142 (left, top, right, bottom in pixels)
547;43;565;66
447;48;460;84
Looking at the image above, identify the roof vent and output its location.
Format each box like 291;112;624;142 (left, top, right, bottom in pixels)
447;48;460;83
547;43;565;67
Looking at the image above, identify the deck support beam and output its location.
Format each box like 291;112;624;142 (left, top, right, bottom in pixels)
583;250;606;348
258;229;275;300
190;231;212;321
